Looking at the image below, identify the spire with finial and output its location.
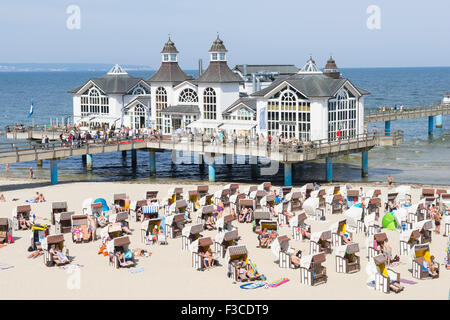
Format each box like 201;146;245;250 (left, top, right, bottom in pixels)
209;34;227;62
161;35;179;62
324;55;341;79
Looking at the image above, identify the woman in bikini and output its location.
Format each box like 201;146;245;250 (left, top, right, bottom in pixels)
18;213;32;230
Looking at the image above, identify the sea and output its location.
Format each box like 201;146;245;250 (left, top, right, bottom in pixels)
0;66;449;186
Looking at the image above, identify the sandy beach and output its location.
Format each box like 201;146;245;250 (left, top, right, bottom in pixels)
0;178;448;300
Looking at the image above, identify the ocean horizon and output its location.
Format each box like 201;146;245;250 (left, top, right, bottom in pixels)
0;66;449;185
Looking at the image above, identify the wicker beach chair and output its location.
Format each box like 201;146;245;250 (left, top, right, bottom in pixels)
216;214;236;233
335;243;360;274
55;211;74;234
214;229;239;259
299;252;327;286
399;228;420;256
141;218;163;244
309;230;332;255
12;205;32;231
165;213;186;239
0;218;13;244
181;223;203;250
368;232;388;261
371;254;403;294
271;235;293;268
51;202;68;225
190;237;214;270
411;244;439;280
290;212;310;240
42;234;70;267
197;185;209;199
252;211;270;233
107;236;135;269
71;214;92;243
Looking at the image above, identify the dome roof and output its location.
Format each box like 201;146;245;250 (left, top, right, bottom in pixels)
323;56;341;79
209;35;228;53
161;37;179;54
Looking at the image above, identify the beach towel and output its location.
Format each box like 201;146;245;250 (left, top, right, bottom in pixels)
267;277;290;288
0;244;7;249
240;282;266;290
129;267;144;274
57;252;69;263
400;278;417;285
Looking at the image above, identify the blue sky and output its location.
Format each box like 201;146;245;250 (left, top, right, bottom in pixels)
1;0;449;68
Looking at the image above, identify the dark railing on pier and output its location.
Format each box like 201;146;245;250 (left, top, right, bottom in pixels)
0;129;404;164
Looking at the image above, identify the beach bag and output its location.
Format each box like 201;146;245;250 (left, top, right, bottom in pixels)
124;250;132;260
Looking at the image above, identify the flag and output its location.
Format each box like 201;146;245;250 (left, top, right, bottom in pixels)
28;101;34;118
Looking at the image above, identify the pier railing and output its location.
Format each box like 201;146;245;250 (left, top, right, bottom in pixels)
364;104;450;123
0;129;403;164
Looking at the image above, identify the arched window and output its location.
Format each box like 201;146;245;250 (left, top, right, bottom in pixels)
179;88;198;103
155;87;167;130
132;85;149;95
81;87;109;116
203;87;216;120
133;104;146;129
328;88;357;140
267;86;310;140
237;108;252;120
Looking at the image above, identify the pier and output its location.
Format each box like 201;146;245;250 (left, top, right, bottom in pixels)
0;129;403;186
364;104;449;135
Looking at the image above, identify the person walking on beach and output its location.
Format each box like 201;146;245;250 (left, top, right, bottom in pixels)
5;163;9;174
29;167;33;179
433;209;441;235
387;175;393;187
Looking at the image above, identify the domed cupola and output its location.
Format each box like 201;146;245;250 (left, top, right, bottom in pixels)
323;56;341;79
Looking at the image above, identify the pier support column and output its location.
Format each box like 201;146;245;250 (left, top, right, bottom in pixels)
361;151;369;178
122;150;127;161
86;154;92;171
435;114;443;129
208;157;216;182
199;155;205;173
149;150;156;176
428;116;434;135
251;163;259;181
37;160;43;167
284;163;292;187
50;159;58;185
81;155;86;167
384;121;391;136
131;150;137;169
326;157;333;183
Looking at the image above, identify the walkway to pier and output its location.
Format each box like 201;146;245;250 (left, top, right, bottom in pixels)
0;130;403;186
364;104;449;135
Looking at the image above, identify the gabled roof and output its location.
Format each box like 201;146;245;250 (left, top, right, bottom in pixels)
233;64;299;76
223;97;257;115
197;61;242;83
68;71;145;95
173;80;198;89
148;62;192;84
251;74;369;98
124;96;151;109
